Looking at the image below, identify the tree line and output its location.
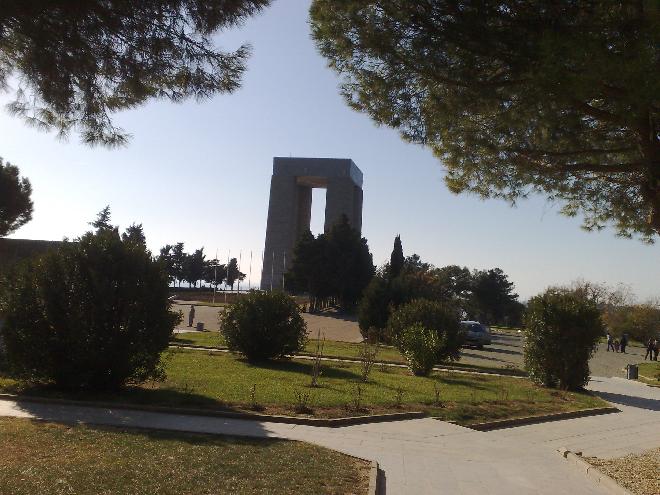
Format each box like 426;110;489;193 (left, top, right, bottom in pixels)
158;244;245;290
358;235;523;339
286;215;375;311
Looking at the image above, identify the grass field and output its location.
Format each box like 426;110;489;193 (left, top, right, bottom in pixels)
0;417;369;495
0;349;604;424
637;362;660;386
170;331;526;375
172;331;404;362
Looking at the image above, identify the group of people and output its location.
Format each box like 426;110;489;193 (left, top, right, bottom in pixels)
605;332;659;360
606;332;629;353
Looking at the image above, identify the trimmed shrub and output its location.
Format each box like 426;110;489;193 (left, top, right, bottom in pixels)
387;299;462;362
221;290;307;361
524;288;603;390
397;323;439;376
0;229;178;391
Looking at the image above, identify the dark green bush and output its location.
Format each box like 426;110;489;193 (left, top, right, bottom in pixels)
524;288;603;390
221;290;307;361
357;274;390;339
397;323;439;376
0;228;178;391
387;299;462;363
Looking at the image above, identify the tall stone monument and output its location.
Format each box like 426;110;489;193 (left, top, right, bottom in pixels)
260;157;363;290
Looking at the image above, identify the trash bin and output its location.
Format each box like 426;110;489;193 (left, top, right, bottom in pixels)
196;322;205;332
626;364;638;380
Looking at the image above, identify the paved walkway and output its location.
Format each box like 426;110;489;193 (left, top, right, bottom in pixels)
1;377;657;494
174;302;364;342
490;377;660;459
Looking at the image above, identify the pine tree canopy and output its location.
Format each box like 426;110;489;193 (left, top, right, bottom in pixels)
0;158;33;237
310;1;660;241
0;0;271;146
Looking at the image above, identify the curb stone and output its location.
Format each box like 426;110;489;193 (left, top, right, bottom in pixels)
557;448;634;495
0;393;425;427
368;461;379;495
461;406;620;431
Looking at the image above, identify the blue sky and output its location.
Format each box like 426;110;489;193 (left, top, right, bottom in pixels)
2;0;658;300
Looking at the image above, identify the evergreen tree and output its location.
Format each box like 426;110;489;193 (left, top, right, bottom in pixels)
0;158;33;237
289;216;374;311
287;230;323;295
226;257;246;290
325;215;375;309
89;206;113;231
470;268;520;325
171;243;185;288
158;245;176;287
183;248;206;288
389;235;404;279
122;223;146;246
203;259;227;290
0;0;272;146
311;1;660;240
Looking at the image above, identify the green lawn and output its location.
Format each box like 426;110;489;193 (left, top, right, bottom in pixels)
637;361;660;386
170;331;525;375
0;417;369;495
0;348;604;425
172;331;405;362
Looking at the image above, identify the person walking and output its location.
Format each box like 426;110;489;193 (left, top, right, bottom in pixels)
653;339;659;361
620;333;628;354
188;304;196;327
606;332;615;352
614;339;620;353
645;338;655;360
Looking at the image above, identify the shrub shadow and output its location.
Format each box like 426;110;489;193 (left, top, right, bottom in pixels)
240;358;361;381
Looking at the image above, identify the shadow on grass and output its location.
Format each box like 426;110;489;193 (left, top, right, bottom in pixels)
239;358;362;381
436;375;494;391
460;352;511;364
171;335;223;347
4;379;238;413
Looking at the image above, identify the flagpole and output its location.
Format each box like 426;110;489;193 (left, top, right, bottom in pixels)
225;249;230;304
213;248;218;304
237;250;242;295
248;250;253;291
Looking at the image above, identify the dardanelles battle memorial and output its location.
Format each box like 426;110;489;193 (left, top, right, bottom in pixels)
260;157;363;290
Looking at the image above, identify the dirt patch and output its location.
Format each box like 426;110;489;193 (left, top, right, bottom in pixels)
586;447;659;495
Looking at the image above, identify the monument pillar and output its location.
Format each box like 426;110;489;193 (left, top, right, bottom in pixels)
260;157;363;290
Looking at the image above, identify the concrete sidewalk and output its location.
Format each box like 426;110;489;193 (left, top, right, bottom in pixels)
490;376;660;459
1;376;657;494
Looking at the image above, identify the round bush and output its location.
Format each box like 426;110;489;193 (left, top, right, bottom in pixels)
398;323;439;376
0;229;178;391
221;290;307;361
524;288;603;390
387;299;462;362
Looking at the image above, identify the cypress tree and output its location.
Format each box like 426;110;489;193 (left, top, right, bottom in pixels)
389;235;404;279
